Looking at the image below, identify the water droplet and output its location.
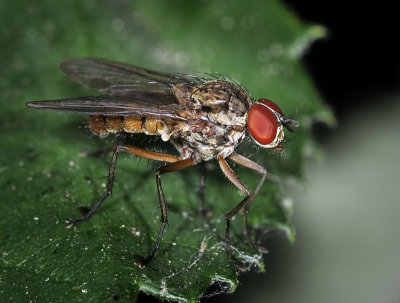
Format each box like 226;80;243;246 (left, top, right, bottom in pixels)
220;16;235;31
42;20;55;32
211;1;226;15
112;18;125;32
240;15;256;29
270;43;283;57
257;49;270;62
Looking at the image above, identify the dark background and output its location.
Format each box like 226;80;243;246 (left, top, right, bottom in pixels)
284;1;399;118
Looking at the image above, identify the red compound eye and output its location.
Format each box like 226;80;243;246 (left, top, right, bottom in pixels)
256;98;283;115
248;99;281;145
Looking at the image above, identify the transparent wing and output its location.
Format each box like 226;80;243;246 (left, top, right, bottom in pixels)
26;95;187;121
59;57;206;100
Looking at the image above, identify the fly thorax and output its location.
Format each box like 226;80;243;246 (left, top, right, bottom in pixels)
173;80;252;160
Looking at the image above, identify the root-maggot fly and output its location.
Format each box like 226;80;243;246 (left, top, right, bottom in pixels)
27;58;299;266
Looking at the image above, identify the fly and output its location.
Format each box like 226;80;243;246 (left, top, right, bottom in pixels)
27;57;299;266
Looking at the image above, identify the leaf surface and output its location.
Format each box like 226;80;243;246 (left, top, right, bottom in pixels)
0;0;333;302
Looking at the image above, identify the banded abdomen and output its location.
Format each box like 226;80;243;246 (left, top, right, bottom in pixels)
89;115;166;138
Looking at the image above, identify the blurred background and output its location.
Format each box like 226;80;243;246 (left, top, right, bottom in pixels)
1;0;399;302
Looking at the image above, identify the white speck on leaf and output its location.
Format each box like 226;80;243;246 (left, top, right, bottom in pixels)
220;16;235;31
112;18;125;31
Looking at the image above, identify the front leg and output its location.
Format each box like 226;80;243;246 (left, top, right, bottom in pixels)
218;153;267;260
228;153;267;252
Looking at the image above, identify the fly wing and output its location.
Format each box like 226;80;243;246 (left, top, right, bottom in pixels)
26;95;187;121
59;57;205;101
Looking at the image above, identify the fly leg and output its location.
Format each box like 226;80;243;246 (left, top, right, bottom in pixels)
170;138;207;215
68;143;198;265
218;153;267;261
228;153;267;253
140;157;196;266
198;162;207;216
218;156;251;261
93;145;193;266
66;145;180;226
66;145;123;226
99;145;193;266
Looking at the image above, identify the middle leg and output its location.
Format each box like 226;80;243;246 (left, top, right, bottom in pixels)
140;157;196;266
114;145;196;266
198;161;207;215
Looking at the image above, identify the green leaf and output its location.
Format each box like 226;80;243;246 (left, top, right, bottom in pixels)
0;0;333;302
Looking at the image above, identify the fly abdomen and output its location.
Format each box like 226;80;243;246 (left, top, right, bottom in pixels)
106;116;124;133
89;115;124;138
121;116;142;134
89;115;110;138
89;115;166;138
123;116;163;135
